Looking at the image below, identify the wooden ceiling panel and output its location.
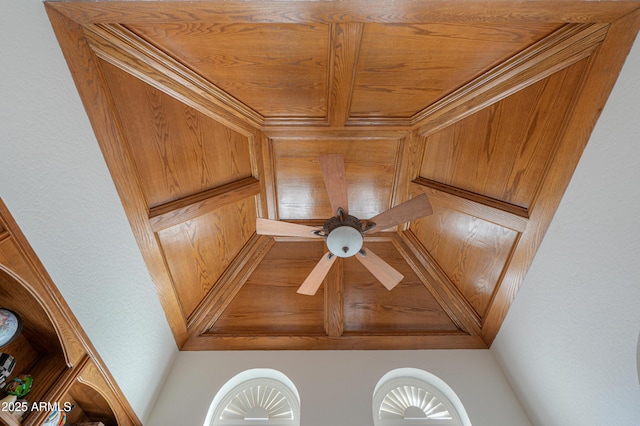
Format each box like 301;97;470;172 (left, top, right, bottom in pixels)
47;0;640;350
101;60;253;208
273;138;400;220
209;241;326;334
418;58;590;209
157;197;257;318
343;242;459;333
410;204;518;318
349;22;561;118
127;23;330;118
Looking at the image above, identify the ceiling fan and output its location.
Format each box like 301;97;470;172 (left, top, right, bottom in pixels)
256;154;433;295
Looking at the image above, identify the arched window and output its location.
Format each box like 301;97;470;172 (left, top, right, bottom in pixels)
373;368;471;426
205;369;300;426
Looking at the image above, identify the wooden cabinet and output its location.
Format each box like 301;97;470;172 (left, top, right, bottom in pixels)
0;200;139;426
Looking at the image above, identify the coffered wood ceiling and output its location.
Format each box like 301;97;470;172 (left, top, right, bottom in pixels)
46;1;640;350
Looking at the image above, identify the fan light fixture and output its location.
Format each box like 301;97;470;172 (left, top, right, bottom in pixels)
326;226;362;257
312;208;374;258
255;153;433;295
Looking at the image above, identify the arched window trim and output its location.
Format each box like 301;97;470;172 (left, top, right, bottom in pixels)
372;368;472;426
204;369;300;426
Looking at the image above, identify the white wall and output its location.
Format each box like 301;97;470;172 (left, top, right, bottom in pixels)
0;1;177;422
147;350;531;426
492;35;640;425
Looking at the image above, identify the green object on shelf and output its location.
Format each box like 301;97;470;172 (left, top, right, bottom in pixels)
5;374;32;397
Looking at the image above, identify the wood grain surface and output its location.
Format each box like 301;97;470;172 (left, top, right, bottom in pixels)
350;22;559;118
45;1;640;350
128;22;330;118
101;60;253;207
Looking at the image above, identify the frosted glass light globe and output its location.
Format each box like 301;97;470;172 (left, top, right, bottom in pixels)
326;226;363;258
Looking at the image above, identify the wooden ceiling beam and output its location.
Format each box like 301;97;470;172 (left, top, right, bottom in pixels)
414;23;609;136
393;232;483;336
148;177;261;232
48;1;640;25
328;23;363;127
411;179;529;233
82;23;264;133
324;258;344;337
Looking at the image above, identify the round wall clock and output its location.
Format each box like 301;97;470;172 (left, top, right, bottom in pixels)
0;308;23;348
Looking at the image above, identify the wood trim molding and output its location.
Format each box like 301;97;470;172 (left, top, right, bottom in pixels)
43;354;90;400
183;332;486;351
415;23;609;136
272;234;393;243
263;126;409;140
47;1;640;25
481;8;640;346
76;360;129;426
186;234;275;335
393;232;483;336
248;131;270;219
261;136;279;220
82;23;264;133
149;177;261;232
411;179;529;233
46;5;190;346
328;22;363;126
392;132;426;218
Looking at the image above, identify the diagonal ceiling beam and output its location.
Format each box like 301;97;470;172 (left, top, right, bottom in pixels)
414;23;609;136
186;234;275;341
392;232;483;336
82;23;264;133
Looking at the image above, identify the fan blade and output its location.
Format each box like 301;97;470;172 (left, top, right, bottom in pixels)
318;153;349;216
256;218;321;238
356;248;404;291
367;193;433;233
297;252;337;295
